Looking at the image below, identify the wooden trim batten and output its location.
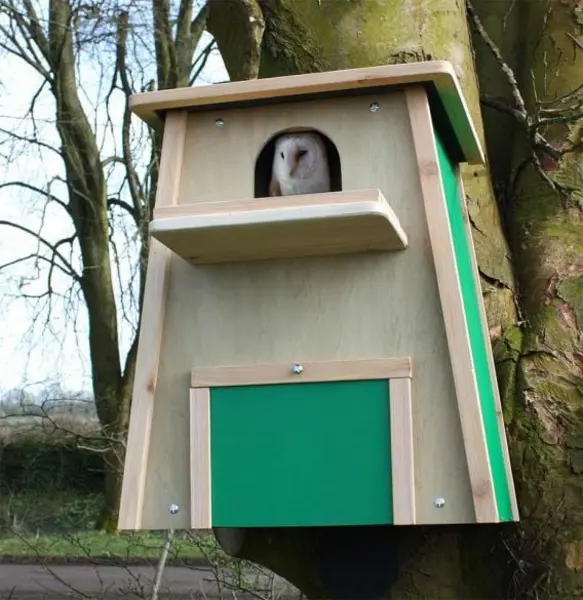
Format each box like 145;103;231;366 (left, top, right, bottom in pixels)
191;357;412;388
405;86;498;523
190;388;212;529
118;111;188;529
454;168;519;522
389;378;416;525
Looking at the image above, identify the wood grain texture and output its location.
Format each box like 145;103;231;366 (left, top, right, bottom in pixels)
150;189;408;264
389;378;416;525
405;86;498;523
129;61;483;165
139;90;476;529
191;357;412;388
118;111;188;530
455;169;519;521
190;388;211;530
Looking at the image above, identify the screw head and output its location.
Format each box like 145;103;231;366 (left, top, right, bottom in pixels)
292;364;304;375
215;118;224;127
369;102;380;113
169;503;180;514
434;497;445;509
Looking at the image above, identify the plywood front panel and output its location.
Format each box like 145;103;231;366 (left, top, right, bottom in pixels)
140;91;475;528
179;92;411;204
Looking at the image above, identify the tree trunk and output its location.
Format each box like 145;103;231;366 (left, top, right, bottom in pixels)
206;1;521;598
471;1;583;597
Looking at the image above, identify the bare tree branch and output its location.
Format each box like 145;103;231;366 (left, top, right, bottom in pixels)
0;0;52;79
207;0;265;81
466;0;527;117
0;220;79;280
108;196;138;220
0;126;61;159
480;94;527;124
116;10;144;226
466;0;576;195
189;38;216;85
0;181;69;215
152;0;175;89
22;0;51;61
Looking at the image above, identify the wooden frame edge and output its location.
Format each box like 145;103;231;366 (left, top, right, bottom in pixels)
405;85;498;524
454;168;520;522
118;111;188;530
389;378;416;525
153;189;386;219
191;357;412;388
190;388;212;530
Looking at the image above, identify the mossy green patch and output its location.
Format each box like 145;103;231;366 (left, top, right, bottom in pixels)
492;326;524;423
557;276;583;330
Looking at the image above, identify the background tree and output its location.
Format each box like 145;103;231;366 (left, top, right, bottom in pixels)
0;0;212;531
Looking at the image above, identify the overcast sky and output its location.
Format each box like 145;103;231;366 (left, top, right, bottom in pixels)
0;20;228;395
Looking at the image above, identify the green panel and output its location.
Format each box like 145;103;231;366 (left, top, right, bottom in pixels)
434;129;513;521
210;380;392;527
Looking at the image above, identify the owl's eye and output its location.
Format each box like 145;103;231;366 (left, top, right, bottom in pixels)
298;149;307;158
280;152;284;159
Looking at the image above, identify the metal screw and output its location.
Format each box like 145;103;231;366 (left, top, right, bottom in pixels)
434;497;445;509
369;102;380;113
292;364;304;375
215;118;224;127
169;503;180;514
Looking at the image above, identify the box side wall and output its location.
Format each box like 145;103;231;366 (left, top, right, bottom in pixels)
434;129;514;522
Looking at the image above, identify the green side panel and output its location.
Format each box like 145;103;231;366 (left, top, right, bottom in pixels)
210;380;392;527
434;130;513;521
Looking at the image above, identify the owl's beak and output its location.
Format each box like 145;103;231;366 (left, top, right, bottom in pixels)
289;152;301;176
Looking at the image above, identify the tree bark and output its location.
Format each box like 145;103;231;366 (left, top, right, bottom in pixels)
471;1;583;597
206;1;520;598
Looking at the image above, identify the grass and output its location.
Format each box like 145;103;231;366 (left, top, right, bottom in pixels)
0;530;210;561
1;488;217;563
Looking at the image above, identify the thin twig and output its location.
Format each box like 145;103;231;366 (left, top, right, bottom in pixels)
151;529;175;600
467;0;563;193
466;0;528;117
566;32;583;52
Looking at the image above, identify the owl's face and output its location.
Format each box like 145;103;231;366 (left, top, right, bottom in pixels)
272;132;327;183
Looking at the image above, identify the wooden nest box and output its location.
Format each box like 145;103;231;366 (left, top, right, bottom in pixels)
119;61;519;532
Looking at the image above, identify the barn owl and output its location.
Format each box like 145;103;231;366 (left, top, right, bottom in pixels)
268;132;331;196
